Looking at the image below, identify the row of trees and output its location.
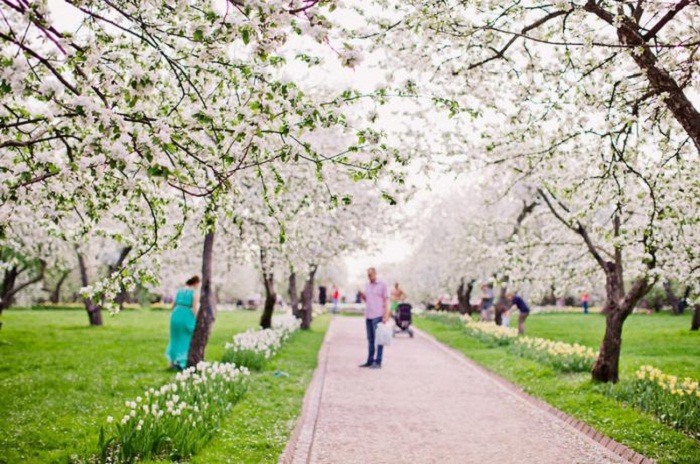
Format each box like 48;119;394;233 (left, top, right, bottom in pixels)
363;0;700;382
1;1;402;364
4;0;699;382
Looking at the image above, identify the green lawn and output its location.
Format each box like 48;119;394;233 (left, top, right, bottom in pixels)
0;309;325;464
416;312;700;464
191;315;329;463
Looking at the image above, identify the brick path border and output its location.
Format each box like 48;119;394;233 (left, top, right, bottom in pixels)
416;327;655;464
278;317;334;464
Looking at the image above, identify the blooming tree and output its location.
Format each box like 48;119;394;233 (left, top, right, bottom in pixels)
356;0;700;382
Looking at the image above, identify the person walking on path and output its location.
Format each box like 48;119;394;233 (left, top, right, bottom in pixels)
507;292;530;335
331;285;340;314
390;282;407;313
581;292;590;314
480;283;495;322
359;267;390;369
166;275;200;370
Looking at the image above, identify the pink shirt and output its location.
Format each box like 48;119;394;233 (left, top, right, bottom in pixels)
365;280;388;319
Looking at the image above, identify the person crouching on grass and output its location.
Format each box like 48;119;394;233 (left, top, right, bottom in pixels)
359;267;390;369
507;292;531;335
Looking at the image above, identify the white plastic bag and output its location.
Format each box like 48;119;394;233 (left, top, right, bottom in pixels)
376;322;393;347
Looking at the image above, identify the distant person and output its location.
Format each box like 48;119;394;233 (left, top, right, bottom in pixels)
581;293;590;314
318;286;327;305
391;282;407;312
332;285;340;314
355;290;362;304
166;275;200;371
359;267;390;369
507;292;530;335
501;304;512;328
480;283;495;321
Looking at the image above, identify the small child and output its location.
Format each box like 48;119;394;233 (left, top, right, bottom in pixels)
501;307;512;328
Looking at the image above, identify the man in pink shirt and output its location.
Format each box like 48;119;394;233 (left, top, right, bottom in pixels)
359;267;390;369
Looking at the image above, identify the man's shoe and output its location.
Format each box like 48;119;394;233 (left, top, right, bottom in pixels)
358;362;373;368
369;363;382;369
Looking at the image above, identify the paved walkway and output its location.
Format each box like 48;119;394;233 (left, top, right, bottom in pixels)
287;316;631;464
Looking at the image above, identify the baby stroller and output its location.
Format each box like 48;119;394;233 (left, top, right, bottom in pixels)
393;303;414;338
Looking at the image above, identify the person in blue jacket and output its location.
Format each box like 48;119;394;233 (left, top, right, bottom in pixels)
507;292;530;335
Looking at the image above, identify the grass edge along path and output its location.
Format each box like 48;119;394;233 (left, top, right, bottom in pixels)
415;316;700;464
187;314;330;464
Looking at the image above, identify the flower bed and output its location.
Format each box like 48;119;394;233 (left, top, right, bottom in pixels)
462;316;517;346
221;314;301;370
614;366;700;440
99;362;249;463
422;312;597;372
511;336;597;372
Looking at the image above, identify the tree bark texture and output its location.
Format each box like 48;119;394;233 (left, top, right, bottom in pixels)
260;271;276;329
691;304;700;331
0;260;47;312
300;265;317;330
288;271;300;319
76;250;103;326
663;280;680;314
50;270;71;304
591;266;650;383
187;230;216;367
457;278;475;315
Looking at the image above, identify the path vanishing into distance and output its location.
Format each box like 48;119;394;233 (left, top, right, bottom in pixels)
283;316;642;464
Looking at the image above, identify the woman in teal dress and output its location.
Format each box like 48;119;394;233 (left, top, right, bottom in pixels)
166;275;200;370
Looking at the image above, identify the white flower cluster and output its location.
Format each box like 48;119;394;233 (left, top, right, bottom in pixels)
222;314;301;369
102;362;249;461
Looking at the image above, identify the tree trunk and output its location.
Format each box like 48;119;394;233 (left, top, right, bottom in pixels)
260;271;276;329
187;230;216;367
50;270;71;304
0;266;19;313
457;278;475;314
663;280;680;314
592;268;650;383
494;286;508;325
289;271;300;318
76;249;102;326
110;246;132;310
1;260;47;313
691;304;700;331
300;265;317;330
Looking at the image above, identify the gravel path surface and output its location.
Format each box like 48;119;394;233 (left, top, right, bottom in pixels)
290;316;629;464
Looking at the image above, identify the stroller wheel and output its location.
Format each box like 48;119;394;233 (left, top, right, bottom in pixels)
409;330;414;338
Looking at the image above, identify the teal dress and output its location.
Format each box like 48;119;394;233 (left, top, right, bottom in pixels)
166;288;196;368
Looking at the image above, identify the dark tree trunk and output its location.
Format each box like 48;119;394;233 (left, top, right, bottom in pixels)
1;260;47;313
300;264;318;330
187;230;216;367
110;246;132;310
50;270;71;304
591;266;650;383
494;286;508;326
457;278;475;315
539;191;655;383
663;280;680;314
260;271;276;330
540;285;557;306
691;304;700;331
289;270;300;318
76;249;103;326
0;266;19;312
